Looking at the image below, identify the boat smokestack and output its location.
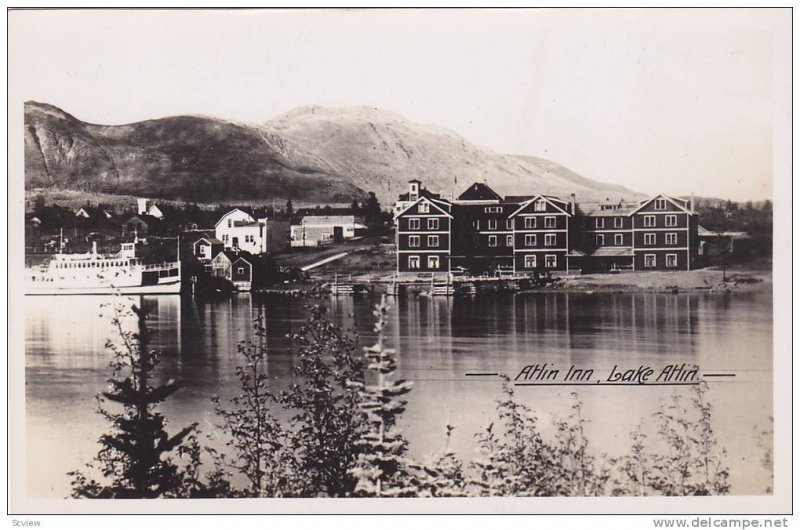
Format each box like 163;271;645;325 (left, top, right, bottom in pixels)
92;241;97;255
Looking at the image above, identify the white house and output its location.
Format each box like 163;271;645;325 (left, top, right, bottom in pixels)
214;208;290;255
290;215;367;247
137;198;164;220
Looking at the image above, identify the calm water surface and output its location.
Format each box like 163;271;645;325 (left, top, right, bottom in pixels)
25;290;773;497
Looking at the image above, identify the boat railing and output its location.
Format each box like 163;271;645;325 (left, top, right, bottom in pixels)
141;261;179;271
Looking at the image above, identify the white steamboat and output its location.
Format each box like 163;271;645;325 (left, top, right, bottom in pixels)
26;240;181;295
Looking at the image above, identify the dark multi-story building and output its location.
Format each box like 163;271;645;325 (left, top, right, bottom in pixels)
394;180;699;275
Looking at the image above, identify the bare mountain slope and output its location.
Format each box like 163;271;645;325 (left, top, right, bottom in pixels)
25;101;642;206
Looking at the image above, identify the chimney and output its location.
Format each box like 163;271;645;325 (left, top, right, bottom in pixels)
137;198;148;215
690;192;695;214
569;193;576;215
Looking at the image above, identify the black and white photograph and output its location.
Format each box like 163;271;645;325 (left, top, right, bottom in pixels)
7;7;792;521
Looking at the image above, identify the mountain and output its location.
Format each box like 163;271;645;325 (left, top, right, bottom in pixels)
24;101;364;204
264;105;643;205
25;101;643;207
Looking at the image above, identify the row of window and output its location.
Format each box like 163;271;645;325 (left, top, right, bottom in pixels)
409;218;441;230
407;255;441;269
408;235;441;248
644;254;679;267
522;254;558;268
524;234;558;247
405;213;682;231
593;232;681;246
54;260;130;269
405;252;679;269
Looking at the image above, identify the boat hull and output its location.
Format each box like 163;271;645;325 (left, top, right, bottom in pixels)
25;280;182;296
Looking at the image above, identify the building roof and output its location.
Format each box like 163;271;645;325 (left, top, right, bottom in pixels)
215;208;255;228
577;202;639;216
194;236;223;245
457;182;502;202
590;247;635;257
213;249;258;264
397;187;442;202
299;215;363;225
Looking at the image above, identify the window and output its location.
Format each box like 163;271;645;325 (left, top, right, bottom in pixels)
506;235;513;247
409;218;420;230
428;255;439;269
534;200;546;212
419;202;430;213
655;199;667;210
245;234;254;243
427;235;439;247
475;220;480;230
595;218;605;229
644;233;656;246
596;234;605;246
484;206;502;213
525;234;537;247
666;254;678;268
228;219;233;227
237;267;245;275
488;219;497;230
544;234;556;247
666;215;678;227
488;235;497;247
428;218;439;230
409;235;420;247
666;233;678;245
222;235;229;243
614;217;623;228
644;215;656;227
615;233;624;246
544;216;556;228
524;255;536;268
506;219;513;229
524;217;536;229
644;254;656;268
545;255;557;268
408;255;420;269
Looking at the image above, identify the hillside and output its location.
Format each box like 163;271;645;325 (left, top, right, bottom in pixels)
264;106;643;204
25;101;643;207
24;101;364;204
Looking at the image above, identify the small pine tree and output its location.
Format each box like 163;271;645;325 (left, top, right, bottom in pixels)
348;296;415;497
281;305;367;497
212;312;291;497
69;301;195;498
611;423;651;496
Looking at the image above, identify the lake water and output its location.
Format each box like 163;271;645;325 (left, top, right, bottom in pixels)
24;290;773;497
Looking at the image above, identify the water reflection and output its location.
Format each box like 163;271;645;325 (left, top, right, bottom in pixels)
25;290;772;497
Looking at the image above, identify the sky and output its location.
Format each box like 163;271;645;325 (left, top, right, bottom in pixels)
9;8;789;201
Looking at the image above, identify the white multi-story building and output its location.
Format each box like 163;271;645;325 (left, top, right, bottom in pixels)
214;208;290;255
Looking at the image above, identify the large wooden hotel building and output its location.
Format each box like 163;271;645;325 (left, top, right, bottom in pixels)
394;180;699;275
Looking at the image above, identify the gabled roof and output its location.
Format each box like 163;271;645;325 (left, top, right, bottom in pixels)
628;194;693;216
213;249;258;264
457;182;502;202
508;194;572;218
394;196;453;219
397;187;442;202
194;236;223;246
215;208;254;227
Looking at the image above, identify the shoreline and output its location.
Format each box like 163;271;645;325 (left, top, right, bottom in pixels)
253;264;772;296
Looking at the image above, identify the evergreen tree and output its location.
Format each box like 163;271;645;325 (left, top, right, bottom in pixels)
69;301;195;498
348;296;415;497
280;305;367;496
285;199;294;217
